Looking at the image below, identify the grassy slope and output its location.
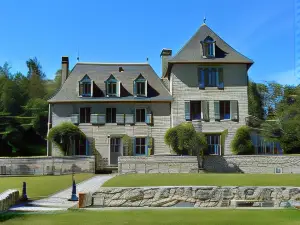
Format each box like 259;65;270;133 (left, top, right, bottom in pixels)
0;173;94;199
2;209;300;225
103;173;300;187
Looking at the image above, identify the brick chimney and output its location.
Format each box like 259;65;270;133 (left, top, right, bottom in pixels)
61;56;69;86
160;49;172;77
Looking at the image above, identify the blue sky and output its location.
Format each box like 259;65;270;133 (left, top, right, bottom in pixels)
0;0;296;85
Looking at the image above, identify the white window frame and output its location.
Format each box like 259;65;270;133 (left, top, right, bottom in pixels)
136;81;146;96
107;82;117;96
135;137;146;155
135;108;147;123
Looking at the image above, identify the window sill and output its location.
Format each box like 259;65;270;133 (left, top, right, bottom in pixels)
79;123;92;126
135;122;147;125
79;95;92;97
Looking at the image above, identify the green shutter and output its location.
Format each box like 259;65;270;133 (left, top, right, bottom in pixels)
218;68;224;89
230;100;239;121
184;101;190;120
214;101;220;121
202;101;209;122
133;80;137;96
79;83;83;96
204;68;209;87
145;137;149;156
133;137;136;156
198;68;205;89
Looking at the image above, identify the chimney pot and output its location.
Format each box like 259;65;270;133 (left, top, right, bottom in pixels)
160;49;172;77
61;56;69;86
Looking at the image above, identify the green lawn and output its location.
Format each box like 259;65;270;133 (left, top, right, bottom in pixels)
2;209;300;225
0;173;94;199
103;173;300;187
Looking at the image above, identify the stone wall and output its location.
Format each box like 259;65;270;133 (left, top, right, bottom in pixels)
0;190;19;212
118;155;300;174
91;186;300;208
119;156;199;174
0;156;95;175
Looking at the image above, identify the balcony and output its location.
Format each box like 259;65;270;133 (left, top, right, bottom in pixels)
116;114;125;124
71;114;79;124
90;114;105;125
125;114;134;124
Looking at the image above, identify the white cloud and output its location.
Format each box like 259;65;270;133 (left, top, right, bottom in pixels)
254;69;299;86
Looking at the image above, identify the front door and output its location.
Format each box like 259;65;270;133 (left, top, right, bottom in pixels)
110;138;122;165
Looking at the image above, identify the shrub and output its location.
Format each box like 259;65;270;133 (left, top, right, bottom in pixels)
122;135;133;156
164;122;207;155
231;126;255;155
48;122;86;154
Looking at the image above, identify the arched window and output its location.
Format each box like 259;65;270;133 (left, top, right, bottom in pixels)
202;36;215;58
79;75;92;97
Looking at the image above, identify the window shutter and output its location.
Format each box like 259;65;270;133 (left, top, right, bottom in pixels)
133;137;136;156
117;81;121;97
204;68;209;87
105;82;108;97
184;101;190;121
146;137;149;156
214;101;220;121
202;101;209;121
91;80;94;97
230;100;239;121
133;80;137;97
198;69;205;89
79;82;83;96
218;68;224;89
145;80;148;97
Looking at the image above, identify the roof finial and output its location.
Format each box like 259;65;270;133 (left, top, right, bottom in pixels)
146;57;149;62
77;49;80;62
203;16;206;24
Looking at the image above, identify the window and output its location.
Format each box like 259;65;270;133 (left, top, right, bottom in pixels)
220;101;230;120
135;138;146;155
79;75;92;97
110;138;121;153
134;76;147;97
136;81;146;96
275;168;282;174
202;36;215;58
136;108;146;122
191;101;201;120
206;134;221;155
198;68;223;89
107;82;117;95
106;108;116;123
80;108;91;123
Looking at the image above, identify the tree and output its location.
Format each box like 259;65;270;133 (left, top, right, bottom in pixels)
231;126;255;155
248;80;264;120
261;86;300;153
164;122;207;171
48;122;86;155
0;62;12;78
45;69;62;99
26;57;46;99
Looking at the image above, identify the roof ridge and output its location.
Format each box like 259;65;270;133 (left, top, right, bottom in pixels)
76;62;149;65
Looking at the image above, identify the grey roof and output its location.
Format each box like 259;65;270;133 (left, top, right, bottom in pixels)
169;24;254;65
48;62;172;103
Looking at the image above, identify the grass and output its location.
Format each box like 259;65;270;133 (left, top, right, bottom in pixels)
0;173;94;199
2;209;300;225
103;173;300;187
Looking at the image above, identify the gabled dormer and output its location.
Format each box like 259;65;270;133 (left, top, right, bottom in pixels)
201;36;215;58
79;74;93;97
133;74;147;97
105;74;120;97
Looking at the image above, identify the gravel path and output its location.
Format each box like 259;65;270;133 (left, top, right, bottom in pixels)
9;174;114;212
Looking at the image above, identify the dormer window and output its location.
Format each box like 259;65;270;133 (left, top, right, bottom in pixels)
79;75;93;97
201;36;215;58
134;75;147;97
105;75;120;97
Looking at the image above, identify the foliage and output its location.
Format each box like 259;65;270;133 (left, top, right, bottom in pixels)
231;126;255;155
164;122;207;156
122;134;133;156
48;122;86;155
261;86;300;153
248;80;264;120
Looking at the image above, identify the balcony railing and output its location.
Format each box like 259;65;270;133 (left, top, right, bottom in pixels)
125;114;134;124
116;114;125;124
71;114;79;124
90;114;105;125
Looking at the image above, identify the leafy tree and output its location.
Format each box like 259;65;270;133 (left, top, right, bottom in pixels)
48;122;86;155
165;122;207;171
0;62;12;78
45;69;62;99
248;80;264;120
26;57;46;99
231;126;255;155
261;87;300;153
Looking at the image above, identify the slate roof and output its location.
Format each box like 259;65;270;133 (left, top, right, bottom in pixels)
169;24;254;65
48;62;172;103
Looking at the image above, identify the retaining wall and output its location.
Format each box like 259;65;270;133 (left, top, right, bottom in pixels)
0;156;95;175
91;186;300;208
0;190;19;212
118;155;300;174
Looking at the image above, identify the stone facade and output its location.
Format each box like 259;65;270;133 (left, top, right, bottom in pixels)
90;186;300;208
50;102;172;168
0;190;19;212
119;155;300;174
170;64;249;155
0;156;95;175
